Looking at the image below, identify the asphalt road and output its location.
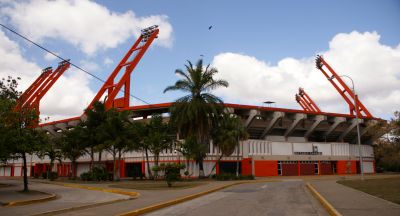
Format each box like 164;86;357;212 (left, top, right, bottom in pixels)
145;180;328;216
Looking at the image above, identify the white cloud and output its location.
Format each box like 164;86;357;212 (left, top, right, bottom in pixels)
103;57;114;67
43;52;58;61
1;0;173;55
212;31;400;118
80;60;99;72
0;30;95;121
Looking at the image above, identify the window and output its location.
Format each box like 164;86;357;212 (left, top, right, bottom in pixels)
314;162;319;175
277;161;282;175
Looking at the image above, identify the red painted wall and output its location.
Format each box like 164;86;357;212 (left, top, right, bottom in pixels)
242;158;252;175
337;160;357;174
254;160;278;176
282;163;298;176
119;160;125;178
300;163;314;175
320;162;333;175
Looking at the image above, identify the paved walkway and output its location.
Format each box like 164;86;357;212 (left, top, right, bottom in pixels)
0;179;130;216
311;180;400;216
0;184;49;204
56;181;235;216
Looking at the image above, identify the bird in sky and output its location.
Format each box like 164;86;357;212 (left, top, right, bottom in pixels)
208;25;212;30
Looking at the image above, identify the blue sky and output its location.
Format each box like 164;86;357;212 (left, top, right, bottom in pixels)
0;0;399;120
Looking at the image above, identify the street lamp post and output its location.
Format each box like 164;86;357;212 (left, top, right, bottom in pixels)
328;75;364;180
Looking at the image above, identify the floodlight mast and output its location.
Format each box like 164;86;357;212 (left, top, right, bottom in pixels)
315;55;372;118
86;25;159;110
14;60;70;126
298;88;321;113
295;94;311;111
23;60;70;112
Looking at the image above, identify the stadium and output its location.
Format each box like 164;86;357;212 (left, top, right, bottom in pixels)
0;26;382;178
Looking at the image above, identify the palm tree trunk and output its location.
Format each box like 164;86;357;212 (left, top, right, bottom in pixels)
71;159;77;179
115;150;121;181
145;148;153;179
198;159;205;178
208;154;223;177
112;148;117;181
90;147;94;170
154;154;159;179
22;152;29;192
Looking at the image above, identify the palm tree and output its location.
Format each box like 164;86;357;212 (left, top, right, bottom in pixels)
164;59;228;177
210;113;248;176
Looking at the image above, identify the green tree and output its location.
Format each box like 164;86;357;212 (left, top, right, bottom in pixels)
145;114;173;178
61;125;88;179
164;60;228;177
100;109;136;181
83;102;107;167
373;111;400;172
210;113;248;176
130;121;153;179
38;135;63;179
0;76;47;191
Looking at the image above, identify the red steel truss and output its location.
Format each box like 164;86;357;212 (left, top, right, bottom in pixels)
87;25;159;110
295;87;321;113
15;60;70;115
315;55;372;118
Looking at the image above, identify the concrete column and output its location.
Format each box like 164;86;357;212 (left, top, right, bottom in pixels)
351;120;377;143
338;118;364;142
245;109;260;128
323;117;346;138
55;122;68;131
304;115;327;139
42;125;59;136
260;112;284;139
284;113;307;137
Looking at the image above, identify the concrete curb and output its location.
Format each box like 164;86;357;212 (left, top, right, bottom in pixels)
61;183;140;198
118;179;280;216
306;182;343;216
31;198;127;216
3;191;57;207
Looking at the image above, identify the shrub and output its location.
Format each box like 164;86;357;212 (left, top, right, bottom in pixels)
80;172;92;181
159;163;185;187
48;171;58;181
91;167;108;181
80;167;108;181
41;172;48;179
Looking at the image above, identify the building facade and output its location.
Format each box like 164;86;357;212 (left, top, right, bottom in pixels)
0;103;380;178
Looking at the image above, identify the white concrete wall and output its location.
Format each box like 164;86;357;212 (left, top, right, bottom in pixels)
293;143;312;152
313;143;332;155
363;161;374;173
271;142;292;155
331;143;350;156
76;164;90;177
14;166;22;177
4;167;11;176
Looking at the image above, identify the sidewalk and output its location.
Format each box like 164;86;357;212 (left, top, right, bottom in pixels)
311;180;400;216
0;185;52;205
55;180;239;216
0;179;130;216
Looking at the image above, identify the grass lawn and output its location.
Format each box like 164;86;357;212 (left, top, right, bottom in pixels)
109;181;206;190
337;177;400;204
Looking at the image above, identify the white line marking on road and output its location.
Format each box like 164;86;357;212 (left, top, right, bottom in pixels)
261;184;268;189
